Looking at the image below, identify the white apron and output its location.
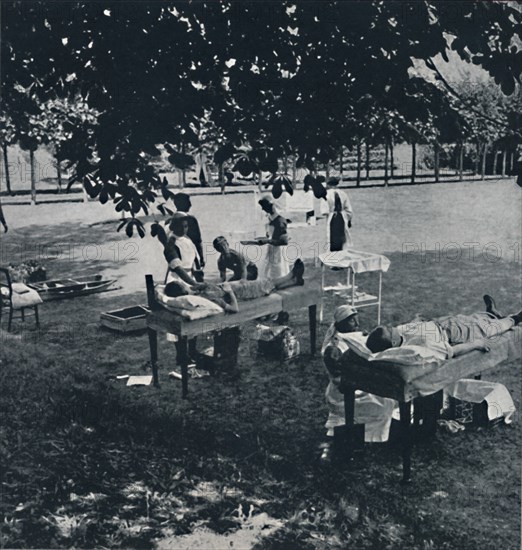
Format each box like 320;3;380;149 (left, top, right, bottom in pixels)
260;217;291;280
326;189;353;250
165;235;198;342
322;330;396;443
165;235;198;286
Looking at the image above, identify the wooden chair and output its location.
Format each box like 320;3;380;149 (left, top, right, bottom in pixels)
0;267;41;331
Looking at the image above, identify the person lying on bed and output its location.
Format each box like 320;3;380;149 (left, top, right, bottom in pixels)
366;294;522;359
163;259;305;313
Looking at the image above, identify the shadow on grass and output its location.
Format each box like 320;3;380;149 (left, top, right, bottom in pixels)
0;251;520;548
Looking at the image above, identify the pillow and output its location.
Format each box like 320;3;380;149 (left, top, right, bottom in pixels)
9;285;43;309
342;332;443;368
155;285;224;319
340;332;372;360
11;283;31;294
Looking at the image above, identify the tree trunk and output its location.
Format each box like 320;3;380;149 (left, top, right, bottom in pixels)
492;149;499;176
0;196;7;232
181;142;186;188
501;150;507;177
356;140;361;187
509;151;514;174
434;142;440;183
494;151;502;176
30;149;36;204
292;154;297;184
56;156;62;193
2;144;12;195
459;144;464;181
411;142;416;184
339;147;344;177
481;143;488;180
365;142;370;180
474;143;480;176
325;161;330;181
283;153;288;173
384;141;389;186
390;140;394;180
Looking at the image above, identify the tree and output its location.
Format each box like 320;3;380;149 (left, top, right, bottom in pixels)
2;1;520;236
28;96;99;192
0;113;16;195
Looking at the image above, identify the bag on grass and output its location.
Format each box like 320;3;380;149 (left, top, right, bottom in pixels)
255;324;300;362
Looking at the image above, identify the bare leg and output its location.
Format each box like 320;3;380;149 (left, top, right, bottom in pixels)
273;259;304;289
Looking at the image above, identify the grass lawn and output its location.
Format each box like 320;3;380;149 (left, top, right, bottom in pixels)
0;180;520;548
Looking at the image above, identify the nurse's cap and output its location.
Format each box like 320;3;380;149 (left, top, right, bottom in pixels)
334;305;357;323
258;194;274;208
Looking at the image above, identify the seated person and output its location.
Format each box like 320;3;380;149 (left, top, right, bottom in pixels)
213;236;258;282
320;306;395;461
366;295;522;360
163;259;305;314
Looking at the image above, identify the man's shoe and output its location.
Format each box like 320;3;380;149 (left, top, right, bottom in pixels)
483;294;503;319
511;310;522;325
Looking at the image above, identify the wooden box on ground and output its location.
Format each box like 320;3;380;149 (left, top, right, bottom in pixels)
100;305;150;333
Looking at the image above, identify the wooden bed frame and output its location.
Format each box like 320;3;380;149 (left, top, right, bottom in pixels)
338;326;522;482
144;274;321;397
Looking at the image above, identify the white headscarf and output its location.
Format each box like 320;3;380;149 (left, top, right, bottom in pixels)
321;305;358;355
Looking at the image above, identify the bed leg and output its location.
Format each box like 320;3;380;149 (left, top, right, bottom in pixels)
334;384;364;460
178;336;189;399
148;328;159;387
474;374;482;381
308;304;317;356
399;401;412;484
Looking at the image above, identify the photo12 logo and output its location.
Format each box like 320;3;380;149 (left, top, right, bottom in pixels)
402;242;520;263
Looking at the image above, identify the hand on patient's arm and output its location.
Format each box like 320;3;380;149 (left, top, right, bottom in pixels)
451;340;490;357
173;266;198;286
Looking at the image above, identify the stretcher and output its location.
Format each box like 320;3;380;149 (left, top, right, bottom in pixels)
339;326;522;482
144;274;321;397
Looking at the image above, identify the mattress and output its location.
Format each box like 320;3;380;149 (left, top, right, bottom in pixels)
340;326;522;402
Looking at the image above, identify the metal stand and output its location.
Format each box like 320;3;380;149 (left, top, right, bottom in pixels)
320;264;383;324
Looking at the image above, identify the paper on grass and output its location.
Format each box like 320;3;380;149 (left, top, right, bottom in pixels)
127;375;153;386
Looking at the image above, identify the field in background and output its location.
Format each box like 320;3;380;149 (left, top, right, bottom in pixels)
0;179;521;548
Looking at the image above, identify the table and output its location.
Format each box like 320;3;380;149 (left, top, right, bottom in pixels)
319;250;390;323
144;275;321;398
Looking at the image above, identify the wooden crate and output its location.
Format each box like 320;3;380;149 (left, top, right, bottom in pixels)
100;305;150;333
